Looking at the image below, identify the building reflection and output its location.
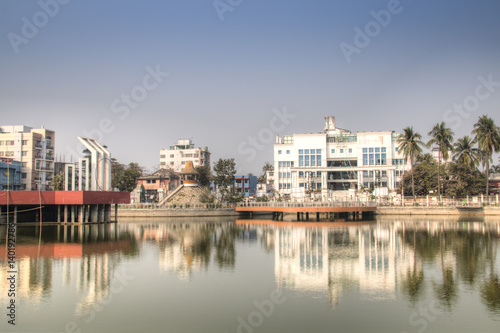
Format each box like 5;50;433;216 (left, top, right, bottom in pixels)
236;218;500;311
0;223;135;313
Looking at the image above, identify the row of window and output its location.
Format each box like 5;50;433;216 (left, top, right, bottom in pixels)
331;148;353;154
363;182;388;188
298;171;321;178
362;147;387;166
362;170;387;177
279;183;291;189
277;150;291;155
298;182;322;189
278;161;294;167
279;172;291;179
299;149;322;167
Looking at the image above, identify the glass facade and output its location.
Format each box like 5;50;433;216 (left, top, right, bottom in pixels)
299;149;321;167
362;147;387;166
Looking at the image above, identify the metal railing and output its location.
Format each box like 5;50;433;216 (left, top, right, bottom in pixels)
237;201;377;208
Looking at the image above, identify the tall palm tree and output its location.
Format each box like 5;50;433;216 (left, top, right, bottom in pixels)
427;122;454;197
472;115;500;196
397;127;424;200
453;135;479;169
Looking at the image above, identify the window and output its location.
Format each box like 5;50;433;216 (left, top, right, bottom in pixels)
5;152;13;157
349;148;352;153
22;140;28;145
363;171;368;177
160;154;166;158
22;173;27;179
0;152;3;157
22;162;27;167
21;151;27;156
317;171;321;176
363;147;388;166
382;171;387;177
298;148;321;167
331;149;335;153
170;154;174;158
278;150;282;155
0;141;3;146
286;150;290;154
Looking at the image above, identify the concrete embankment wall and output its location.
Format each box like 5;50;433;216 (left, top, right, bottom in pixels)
376;206;500;216
114;208;243;218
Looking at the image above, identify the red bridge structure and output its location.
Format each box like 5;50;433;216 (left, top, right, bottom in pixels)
236;201;377;221
0;191;130;224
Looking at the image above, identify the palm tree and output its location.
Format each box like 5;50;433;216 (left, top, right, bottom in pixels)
453;135;479;168
472;115;500;196
397;127;424;200
427;122;454;197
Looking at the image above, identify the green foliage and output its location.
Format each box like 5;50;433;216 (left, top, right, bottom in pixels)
472;115;500;195
195;165;212;187
398;126;424;200
401;155;438;196
427;122;454;197
453;135;479;168
199;188;216;203
212;158;238;203
256;195;269;202
113;162;143;192
139;184;145;203
51;172;64;191
445;162;486;197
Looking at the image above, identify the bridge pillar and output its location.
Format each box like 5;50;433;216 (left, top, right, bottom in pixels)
306;212;309;221
316;212;320;221
297;212;300;221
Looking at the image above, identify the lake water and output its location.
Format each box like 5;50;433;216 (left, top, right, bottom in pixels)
1;215;499;333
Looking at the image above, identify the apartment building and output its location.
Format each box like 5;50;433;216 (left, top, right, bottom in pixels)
273;116;410;198
0;125;55;190
159;139;210;172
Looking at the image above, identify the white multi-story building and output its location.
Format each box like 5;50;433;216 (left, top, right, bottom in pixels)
273;116;410;198
0;125;55;190
159;139;210;172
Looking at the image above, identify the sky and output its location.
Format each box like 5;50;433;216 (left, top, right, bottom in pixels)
1;0;500;174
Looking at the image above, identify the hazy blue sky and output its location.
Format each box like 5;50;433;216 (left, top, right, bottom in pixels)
1;0;499;174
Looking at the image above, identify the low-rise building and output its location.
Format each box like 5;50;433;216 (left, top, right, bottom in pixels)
0;158;22;190
234;175;257;198
273;116;411;199
159;139;210;172
135;169;180;202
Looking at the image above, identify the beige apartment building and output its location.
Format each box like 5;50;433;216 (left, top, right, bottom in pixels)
0;125;55;190
159;139;210;173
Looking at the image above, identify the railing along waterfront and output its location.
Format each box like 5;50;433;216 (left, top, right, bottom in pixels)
118;203;237;210
237;201;377;208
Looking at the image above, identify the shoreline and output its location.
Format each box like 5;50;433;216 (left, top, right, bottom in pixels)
113;206;500;218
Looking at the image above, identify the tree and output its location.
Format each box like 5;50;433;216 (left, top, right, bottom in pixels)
212;158;238;203
258;162;274;183
400;154;438;196
139;184;145;203
195;165;212;187
397;126;424;200
427;122;454;197
51;172;64;190
453;135;479;169
114;162;143;192
445;162;486;197
472;115;500;196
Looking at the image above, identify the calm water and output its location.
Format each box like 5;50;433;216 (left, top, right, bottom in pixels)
1;215;500;333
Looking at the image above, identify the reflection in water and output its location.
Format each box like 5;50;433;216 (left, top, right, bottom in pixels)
1;216;499;330
0;223;138;313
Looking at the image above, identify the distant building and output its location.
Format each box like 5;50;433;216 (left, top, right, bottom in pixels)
135;169;180;202
0;158;22;190
234;175;257;198
159;139;210;173
431;147;453;164
273;116;411;198
0;125;55;190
